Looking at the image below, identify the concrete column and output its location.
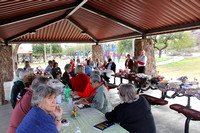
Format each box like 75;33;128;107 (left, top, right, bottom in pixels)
0;45;13;105
134;39;156;75
92;45;104;64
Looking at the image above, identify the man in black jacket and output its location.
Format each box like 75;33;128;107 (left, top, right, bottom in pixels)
105;58;116;73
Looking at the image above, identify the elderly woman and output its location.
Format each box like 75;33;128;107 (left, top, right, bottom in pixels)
105;84;156;133
52;62;62;79
61;64;76;88
16;84;62;133
70;65;90;93
79;74;112;114
7;77;49;133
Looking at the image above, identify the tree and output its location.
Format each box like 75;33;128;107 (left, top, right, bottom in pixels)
32;44;63;61
117;39;132;55
149;32;196;58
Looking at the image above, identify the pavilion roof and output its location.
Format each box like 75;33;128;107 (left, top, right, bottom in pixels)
0;0;199;44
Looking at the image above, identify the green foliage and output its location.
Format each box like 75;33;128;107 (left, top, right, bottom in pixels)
32;44;62;55
117;39;132;54
167;32;196;52
149;32;196;57
63;44;92;56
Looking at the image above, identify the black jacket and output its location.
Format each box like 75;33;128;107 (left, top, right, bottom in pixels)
105;96;156;133
105;62;116;73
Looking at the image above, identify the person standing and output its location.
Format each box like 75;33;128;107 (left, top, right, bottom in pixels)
125;54;134;72
135;50;147;73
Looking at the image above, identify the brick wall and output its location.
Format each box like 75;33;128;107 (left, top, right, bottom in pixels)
0;45;13;105
92;45;105;63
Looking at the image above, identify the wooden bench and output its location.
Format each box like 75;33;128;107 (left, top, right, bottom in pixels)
107;82;119;89
170;104;200;133
140;94;168;105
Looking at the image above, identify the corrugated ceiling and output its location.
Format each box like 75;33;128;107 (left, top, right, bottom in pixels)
0;0;199;44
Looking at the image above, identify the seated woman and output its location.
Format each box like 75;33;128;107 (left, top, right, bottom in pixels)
7;77;49;133
61;64;76;88
79;74;112;114
16;84;63;133
52;62;62;79
105;84;156;133
70;65;90;93
85;60;93;76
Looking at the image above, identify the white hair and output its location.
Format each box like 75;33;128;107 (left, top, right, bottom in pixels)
19;70;29;79
31;84;59;107
118;84;139;103
90;74;101;83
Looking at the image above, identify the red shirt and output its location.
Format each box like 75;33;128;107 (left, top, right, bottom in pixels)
70;74;90;92
7;91;32;133
70;62;75;70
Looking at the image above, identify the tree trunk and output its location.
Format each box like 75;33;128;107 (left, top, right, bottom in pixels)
159;50;162;58
13;44;21;71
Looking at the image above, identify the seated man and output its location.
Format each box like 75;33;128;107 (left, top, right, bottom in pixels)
44;60;53;73
10;70;29;108
16;74;36;101
105;58;116;73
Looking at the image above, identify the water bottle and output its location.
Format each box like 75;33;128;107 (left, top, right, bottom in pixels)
75;126;82;133
64;84;71;102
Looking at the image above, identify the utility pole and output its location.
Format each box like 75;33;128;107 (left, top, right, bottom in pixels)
44;44;46;65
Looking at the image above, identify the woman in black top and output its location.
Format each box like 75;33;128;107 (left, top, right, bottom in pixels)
105;84;156;133
51;62;62;79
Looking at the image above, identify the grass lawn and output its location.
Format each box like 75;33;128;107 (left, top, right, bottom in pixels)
18;63;46;68
155;56;172;62
157;57;200;80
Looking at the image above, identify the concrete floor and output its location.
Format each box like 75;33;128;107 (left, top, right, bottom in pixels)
1;78;200;133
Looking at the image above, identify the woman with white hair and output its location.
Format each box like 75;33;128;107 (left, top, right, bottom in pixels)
105;84;156;133
16;84;63;133
79;74;112;114
70;65;90;92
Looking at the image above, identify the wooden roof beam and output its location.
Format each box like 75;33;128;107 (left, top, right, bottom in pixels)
68;17;98;43
82;5;145;34
5;0;88;42
146;21;200;35
0;0;85;27
99;32;141;43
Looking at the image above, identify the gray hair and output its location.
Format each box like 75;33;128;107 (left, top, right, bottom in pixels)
15;68;23;77
118;84;139;103
31;76;49;90
90;70;100;79
64;64;72;72
19;70;29;79
31;84;59;107
75;65;85;74
90;74;101;83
